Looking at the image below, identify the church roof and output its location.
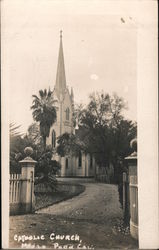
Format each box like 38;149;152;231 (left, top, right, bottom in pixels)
54;31;67;99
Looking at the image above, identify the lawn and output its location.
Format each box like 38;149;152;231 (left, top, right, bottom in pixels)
34;182;85;210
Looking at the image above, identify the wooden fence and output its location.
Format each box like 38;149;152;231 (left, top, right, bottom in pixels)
129;175;138;238
9;174;23;215
96;163;114;183
10;174;22;204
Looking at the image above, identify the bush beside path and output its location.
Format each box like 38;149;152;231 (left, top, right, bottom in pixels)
35;181;85;210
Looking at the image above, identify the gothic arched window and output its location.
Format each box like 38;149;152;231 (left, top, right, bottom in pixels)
52;130;56;148
78;151;82;168
90;154;93;169
66;108;70;121
66;158;68;169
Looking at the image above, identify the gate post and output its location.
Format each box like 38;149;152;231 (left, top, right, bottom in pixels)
125;139;138;240
19;147;37;214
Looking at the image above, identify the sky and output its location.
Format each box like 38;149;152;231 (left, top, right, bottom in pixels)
2;0;137;133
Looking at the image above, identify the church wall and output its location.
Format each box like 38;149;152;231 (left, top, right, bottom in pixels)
73;153;87;177
71;156;76;176
85;154;95;177
64;156;73;176
59;156;73;177
59;153;97;177
60;157;65;177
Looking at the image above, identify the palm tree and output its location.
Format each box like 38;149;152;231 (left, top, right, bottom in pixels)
31;89;57;148
10;123;24;150
10;122;22;137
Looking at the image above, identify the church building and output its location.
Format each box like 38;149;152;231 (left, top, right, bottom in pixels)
46;31;96;177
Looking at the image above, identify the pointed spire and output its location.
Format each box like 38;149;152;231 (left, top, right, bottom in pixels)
55;30;66;99
71;87;74;100
60;30;62;39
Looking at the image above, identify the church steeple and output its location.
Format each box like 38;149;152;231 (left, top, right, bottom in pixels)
55;30;66;99
71;87;74;101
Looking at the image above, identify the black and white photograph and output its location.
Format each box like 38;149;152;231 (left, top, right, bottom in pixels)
1;0;158;249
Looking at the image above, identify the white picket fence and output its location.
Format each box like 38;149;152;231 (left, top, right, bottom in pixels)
9;174;22;204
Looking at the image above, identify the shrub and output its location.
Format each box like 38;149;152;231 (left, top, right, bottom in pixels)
10;134;61;189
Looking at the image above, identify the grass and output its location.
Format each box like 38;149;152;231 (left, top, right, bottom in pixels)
34;183;85;210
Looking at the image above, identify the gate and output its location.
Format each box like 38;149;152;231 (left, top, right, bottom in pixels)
129;175;138;238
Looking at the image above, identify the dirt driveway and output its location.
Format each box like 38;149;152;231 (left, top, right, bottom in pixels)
10;179;138;249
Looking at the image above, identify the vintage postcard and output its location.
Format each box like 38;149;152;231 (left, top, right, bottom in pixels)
1;0;158;249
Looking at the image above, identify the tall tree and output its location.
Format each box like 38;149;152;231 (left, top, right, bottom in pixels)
31;89;57;148
79;92;136;170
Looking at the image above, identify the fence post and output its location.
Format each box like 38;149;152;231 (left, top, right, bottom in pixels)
19;147;37;214
125;139;138;240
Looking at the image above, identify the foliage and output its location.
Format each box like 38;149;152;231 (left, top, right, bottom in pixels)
27;122;42;145
10;123;23;138
10;123;33;173
31;89;57;148
57;132;85;157
33;145;61;177
78;92;127;128
33;145;61;189
10;134;36;173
